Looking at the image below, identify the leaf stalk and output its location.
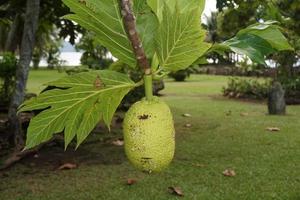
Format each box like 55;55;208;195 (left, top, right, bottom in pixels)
144;75;153;101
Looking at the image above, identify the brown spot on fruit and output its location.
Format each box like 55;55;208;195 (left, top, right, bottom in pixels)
138;114;149;120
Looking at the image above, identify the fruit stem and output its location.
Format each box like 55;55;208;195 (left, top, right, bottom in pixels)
144;74;153;101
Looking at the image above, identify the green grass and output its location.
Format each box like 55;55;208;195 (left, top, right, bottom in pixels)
1;72;300;200
26;69;67;94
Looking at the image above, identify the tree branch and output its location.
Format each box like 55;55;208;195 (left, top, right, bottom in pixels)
120;0;151;75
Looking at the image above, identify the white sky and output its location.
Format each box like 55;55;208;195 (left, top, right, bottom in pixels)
202;0;217;23
204;0;217;14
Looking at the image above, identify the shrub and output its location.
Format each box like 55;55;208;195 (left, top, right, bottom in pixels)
0;52;17;105
223;77;271;99
65;65;90;75
169;70;190;82
279;77;300;104
168;67;198;82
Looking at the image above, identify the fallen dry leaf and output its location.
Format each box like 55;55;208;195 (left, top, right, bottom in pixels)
266;127;280;132
185;123;192;128
0;119;7;123
33;154;39;158
222;169;236;177
126;179;137;185
111;139;124;146
182;113;192;117
240;112;249;117
58;163;77;170
168;186;184;197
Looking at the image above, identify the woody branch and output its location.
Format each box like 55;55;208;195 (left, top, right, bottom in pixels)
120;0;151;75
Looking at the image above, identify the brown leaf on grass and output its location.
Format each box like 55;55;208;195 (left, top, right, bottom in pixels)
182;113;192;117
222;169;236;177
33;154;39;158
58;163;77;170
168;186;184;197
0;119;7;123
111;139;124;146
266;127;280;132
240;112;249;117
185;123;192;128
126;179;137;185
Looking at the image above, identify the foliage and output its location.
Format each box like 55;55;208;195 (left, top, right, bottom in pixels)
169;70;190;82
63;0;210;73
46;40;64;70
223;76;300;104
280;77;300;92
63;0;139;68
211;21;293;65
216;0;268;39
21;0;292;150
19;70;137;149
278;76;300;104
0;0;84;50
223;77;271;99
0;52;17;104
216;0;299;77
236;57;264;76
154;1;210;72
168;67;199;82
32;20;64;69
65;65;90;75
75;31;113;69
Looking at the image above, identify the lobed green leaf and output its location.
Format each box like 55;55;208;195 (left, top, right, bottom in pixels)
63;0;137;68
147;0;205;22
62;0;159;68
210;21;294;65
155;2;210;72
20;70;136;150
133;0;158;59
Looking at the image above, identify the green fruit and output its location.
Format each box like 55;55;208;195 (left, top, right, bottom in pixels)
123;96;175;173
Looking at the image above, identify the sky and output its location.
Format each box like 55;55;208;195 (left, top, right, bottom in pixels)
204;0;217;14
202;0;217;23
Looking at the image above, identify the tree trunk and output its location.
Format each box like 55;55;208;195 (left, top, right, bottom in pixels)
268;81;286;115
8;0;40;150
5;14;22;53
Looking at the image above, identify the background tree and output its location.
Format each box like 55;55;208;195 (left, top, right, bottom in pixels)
8;0;40;150
0;0;85;151
216;0;299;75
75;31;113;69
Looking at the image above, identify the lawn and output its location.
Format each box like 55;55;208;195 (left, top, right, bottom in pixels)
1;71;300;200
26;69;67;94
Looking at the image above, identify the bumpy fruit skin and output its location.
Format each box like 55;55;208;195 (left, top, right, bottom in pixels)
123;96;175;173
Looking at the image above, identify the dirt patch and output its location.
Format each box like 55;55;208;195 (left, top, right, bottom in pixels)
20;140;126;171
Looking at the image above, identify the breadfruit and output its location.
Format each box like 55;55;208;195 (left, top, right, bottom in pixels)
123;96;175;173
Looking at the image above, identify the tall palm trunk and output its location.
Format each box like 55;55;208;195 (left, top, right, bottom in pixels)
8;0;40;150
